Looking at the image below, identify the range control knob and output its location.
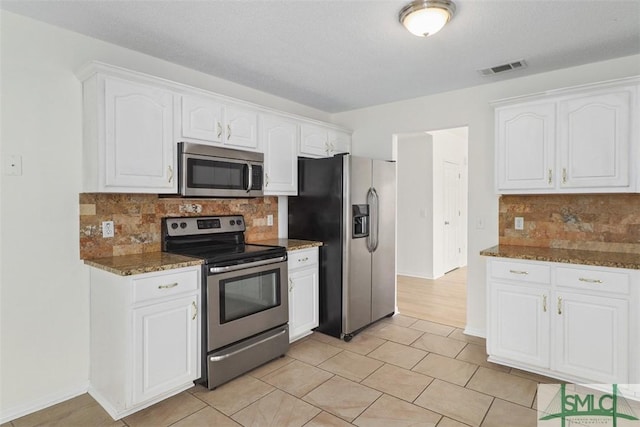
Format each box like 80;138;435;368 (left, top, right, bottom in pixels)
171;223;179;230
180;222;187;229
236;219;242;225
230;220;236;225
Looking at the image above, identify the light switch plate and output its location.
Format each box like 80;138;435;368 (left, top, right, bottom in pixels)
515;217;524;230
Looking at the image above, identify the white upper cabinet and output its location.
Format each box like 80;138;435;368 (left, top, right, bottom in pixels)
261;114;298;195
81;74;177;193
179;95;259;151
494;78;639;194
300;123;351;158
558;91;631;189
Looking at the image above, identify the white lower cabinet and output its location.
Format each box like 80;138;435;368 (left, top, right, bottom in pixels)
89;266;200;420
287;247;319;342
486;258;637;384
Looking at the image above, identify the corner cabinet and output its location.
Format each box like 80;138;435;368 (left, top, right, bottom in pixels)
300;123;351;158
287;247;319;342
262;114;299;195
80;73;177;193
89;266;200;420
486;258;637;384
494;78;639;194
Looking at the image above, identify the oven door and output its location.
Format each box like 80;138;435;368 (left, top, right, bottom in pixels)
207;257;288;351
181;152;263;198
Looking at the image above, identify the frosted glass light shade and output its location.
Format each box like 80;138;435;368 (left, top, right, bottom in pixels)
399;0;455;37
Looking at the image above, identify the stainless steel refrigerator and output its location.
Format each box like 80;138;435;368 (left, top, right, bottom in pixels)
288;154;396;341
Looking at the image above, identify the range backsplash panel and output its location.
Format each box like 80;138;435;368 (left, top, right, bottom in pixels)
79;194;278;259
499;194;640;253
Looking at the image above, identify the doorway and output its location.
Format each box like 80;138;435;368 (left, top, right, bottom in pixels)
394;127;469;327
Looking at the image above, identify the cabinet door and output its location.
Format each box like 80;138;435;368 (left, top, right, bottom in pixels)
554;292;628;384
488;282;550;368
104;78;175;192
225;105;259;150
558;91;632;189
496;103;555;191
132;295;199;404
181;95;224;143
288;268;319;342
262;115;298;195
300;124;329;157
327;130;351;155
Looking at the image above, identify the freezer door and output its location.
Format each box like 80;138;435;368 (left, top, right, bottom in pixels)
371;160;396;322
344;156;373;334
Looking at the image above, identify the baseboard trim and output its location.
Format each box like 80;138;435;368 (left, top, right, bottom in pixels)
463;326;486;339
0;381;89;424
397;271;437;280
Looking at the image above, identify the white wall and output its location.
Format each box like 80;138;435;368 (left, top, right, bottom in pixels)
396;133;433;278
331;54;640;337
0;11;329;422
430;128;468;278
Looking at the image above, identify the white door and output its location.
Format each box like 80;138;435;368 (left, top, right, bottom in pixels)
262;115;298;195
496;103;556;190
181;95;225;143
132;295;199;404
288;268;319;342
225;105;259;150
489;282;550;369
442;161;461;273
553;292;628;383
104;77;175;191
558;91;631;189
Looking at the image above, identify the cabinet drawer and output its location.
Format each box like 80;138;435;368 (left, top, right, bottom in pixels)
490;260;551;285
556;267;629;295
288;248;318;271
133;269;199;303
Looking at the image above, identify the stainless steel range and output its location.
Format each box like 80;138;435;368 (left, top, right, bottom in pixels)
162;215;289;389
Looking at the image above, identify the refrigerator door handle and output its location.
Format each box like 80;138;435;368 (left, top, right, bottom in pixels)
368;187;380;252
366;188;374;252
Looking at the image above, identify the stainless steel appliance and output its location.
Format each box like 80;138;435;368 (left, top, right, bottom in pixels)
162;215;288;388
288;154;396;341
178;142;264;198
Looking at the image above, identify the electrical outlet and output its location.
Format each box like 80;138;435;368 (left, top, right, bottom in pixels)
267;215;274;226
515;217;524;230
102;221;114;238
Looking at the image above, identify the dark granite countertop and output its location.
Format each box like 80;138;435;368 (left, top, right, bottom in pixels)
249;238;323;252
85;252;203;276
480;245;640;270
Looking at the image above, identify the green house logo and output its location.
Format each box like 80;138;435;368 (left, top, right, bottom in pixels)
539;384;639;426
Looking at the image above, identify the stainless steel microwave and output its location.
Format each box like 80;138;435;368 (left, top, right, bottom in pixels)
178;142;264;197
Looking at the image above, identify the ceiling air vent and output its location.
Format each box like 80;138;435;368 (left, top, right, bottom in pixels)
477;60;527;76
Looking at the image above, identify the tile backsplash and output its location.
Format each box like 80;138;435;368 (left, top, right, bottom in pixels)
499;194;640;253
79;193;278;259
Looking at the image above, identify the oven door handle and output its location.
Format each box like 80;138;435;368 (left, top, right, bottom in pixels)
209;327;288;362
209;255;287;274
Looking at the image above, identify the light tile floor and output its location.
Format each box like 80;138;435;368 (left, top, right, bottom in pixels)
7;314;556;427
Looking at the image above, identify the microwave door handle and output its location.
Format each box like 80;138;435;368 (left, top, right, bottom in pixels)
246;163;253;193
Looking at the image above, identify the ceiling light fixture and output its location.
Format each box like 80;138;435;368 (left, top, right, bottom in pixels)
399;0;456;38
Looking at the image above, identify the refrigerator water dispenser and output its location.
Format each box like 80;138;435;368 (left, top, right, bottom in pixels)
352;204;369;238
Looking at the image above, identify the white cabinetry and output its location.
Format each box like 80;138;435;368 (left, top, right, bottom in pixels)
89;266;200;420
494;78;639;194
261;114;298;195
80;74;177;193
300;123;351;158
486;258;637;384
287;247;319;342
179;94;259;151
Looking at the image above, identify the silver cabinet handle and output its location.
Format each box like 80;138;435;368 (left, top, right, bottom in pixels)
557;297;562;315
192;301;198;320
444;221;450;225
509;269;528;275
579;277;603;284
158;282;178;290
265;173;269;187
168;165;174;183
217;122;223;139
227;124;232;140
288;278;293;292
562;168;567;184
298;257;308;262
548;169;552;185
543;294;547;312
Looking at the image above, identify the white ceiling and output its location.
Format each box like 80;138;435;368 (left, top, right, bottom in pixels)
2;0;639;113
